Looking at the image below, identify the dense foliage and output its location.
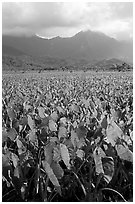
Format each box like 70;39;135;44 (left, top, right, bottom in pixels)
2;71;133;202
3;55;132;71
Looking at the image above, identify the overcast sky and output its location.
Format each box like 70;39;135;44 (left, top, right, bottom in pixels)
2;2;133;41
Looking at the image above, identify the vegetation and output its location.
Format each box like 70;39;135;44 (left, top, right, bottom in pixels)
2;71;133;202
2;54;132;72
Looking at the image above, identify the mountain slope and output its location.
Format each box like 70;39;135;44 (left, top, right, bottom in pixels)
2;45;26;56
2;30;133;63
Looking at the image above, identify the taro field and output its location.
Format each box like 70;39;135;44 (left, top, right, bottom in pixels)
2;71;133;202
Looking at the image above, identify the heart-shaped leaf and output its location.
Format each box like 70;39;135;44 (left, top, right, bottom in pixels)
42;161;61;195
11;153;19;168
49;120;57;132
7;107;16;121
60;143;71;169
27;129;37;144
16;139;26;155
28;115;35;130
93;147;106;175
7;128;18;141
2;128;8;143
76;149;85;160
51;161;64;179
58;126;67;140
44;142;55;165
53;146;61;163
115;144;133;162
76;126;87;139
106;119;123;146
51;111;59;122
71;130;79;149
102;157;114;183
38;106;46;118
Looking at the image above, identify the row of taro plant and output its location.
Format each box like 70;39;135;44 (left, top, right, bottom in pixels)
2;72;133;201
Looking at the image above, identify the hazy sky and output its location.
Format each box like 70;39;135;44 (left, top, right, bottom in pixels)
2;2;133;41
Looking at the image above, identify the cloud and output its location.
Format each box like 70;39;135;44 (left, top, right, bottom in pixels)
109;2;133;19
2;2;133;40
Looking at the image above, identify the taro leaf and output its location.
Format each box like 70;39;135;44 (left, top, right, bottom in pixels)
95;137;101;145
64;139;74;149
71;130;79;149
41;116;49;127
42;160;61;195
93;147;106;175
102;157;114;183
19;116;28;126
14;166;20;178
76;149;85;160
89;100;95;110
80;112;84;121
2;153;12;182
19;125;24;132
100;116;107;129
59;117;67;126
60;143;71;169
130;131;133;141
101;101;106;111
25;104;32;112
53;146;61;162
76;137;86;149
7;128;18;141
21;184;26;200
51;161;64;179
98;147;106;158
70;104;80;113
7;107;16;121
50;136;59;144
27;129;37;143
2;128;8;143
39;127;48;143
115;144;133;162
16;139;26;155
2;153;11;168
37;106;46;118
49;120;57;132
44;142;55;165
17;91;24;99
78;121;85;127
23;101;32;111
111;108;119;122
58;126;67;140
103;143;116;159
93;127;103;139
106;120;123;146
72;121;78;129
12;119;19;130
51;111;59;122
57;106;64;114
19;152;30;166
11;153;19;168
95;97;101;107
122;134;132;146
86;117;90;125
76;126;87;139
92;108;97;118
83;99;89;109
47;186;52;193
27;115;35;130
37;86;43;94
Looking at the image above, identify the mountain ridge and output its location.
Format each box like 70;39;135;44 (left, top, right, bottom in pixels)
2;30;133;65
